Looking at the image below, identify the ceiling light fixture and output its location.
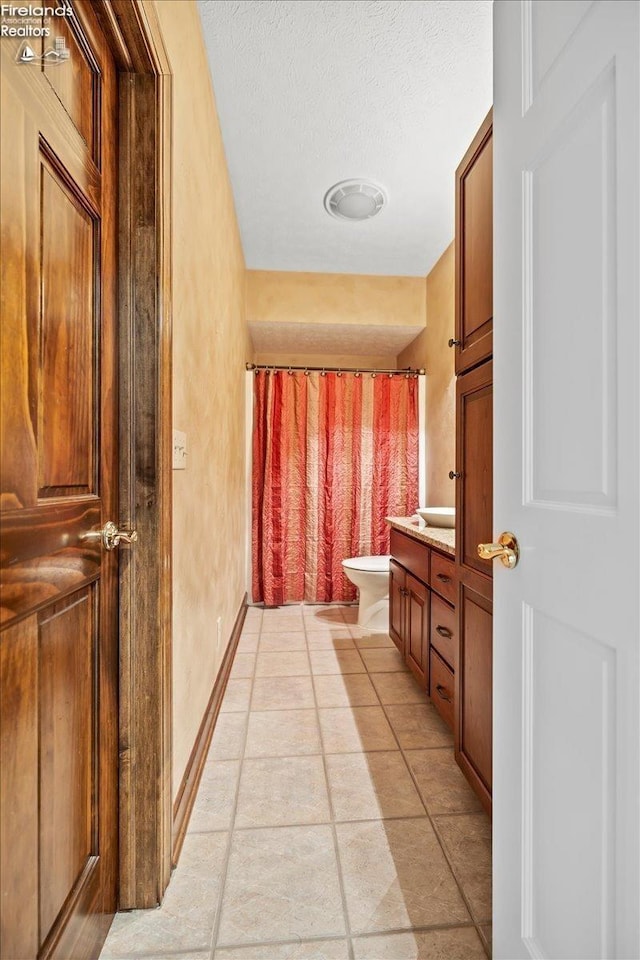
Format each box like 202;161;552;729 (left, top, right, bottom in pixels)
324;179;386;222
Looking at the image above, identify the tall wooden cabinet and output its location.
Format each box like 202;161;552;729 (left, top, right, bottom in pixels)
452;110;494;816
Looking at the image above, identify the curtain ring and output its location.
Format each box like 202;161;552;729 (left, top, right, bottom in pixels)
304;368;310;376
371;372;376;378
254;368;260;376
355;370;361;378
337;370;342;377
388;372;393;378
287;367;294;375
320;368;326;377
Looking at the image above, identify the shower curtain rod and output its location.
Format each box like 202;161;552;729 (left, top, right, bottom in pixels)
246;362;425;376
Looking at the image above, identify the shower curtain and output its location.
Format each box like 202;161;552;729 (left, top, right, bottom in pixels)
252;370;419;605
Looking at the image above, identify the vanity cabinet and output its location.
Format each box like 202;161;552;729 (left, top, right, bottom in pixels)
453;110;493;376
452;109;494;817
389;527;457;727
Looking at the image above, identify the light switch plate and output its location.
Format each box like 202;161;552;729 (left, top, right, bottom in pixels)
173;430;187;469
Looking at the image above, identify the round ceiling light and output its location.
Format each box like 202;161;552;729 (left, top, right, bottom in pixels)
324;179;386;222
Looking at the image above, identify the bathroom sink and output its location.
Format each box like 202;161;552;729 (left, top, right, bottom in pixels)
417;507;455;528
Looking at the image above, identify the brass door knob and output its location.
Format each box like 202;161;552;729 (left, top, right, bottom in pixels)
100;521;138;551
478;532;519;569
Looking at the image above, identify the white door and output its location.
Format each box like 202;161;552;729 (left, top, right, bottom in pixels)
493;2;639;958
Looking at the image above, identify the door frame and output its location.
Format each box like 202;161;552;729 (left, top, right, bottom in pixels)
93;0;173;909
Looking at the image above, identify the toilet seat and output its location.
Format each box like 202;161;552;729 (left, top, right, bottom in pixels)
342;555;391;573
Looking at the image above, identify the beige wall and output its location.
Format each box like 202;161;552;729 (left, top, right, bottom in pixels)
254;353;397;369
398;244;455;507
247;270;425;328
155;0;252;799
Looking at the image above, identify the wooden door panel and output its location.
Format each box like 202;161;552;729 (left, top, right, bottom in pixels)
456;584;492;813
455;111;493;375
0;3;118;956
456;360;493;596
405;572;429;688
39;587;95;939
0;616;39;960
40;153;96;496
389;559;405;654
41;13;99;159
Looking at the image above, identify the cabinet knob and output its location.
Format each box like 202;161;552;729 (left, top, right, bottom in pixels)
435;625;453;638
435;684;452;703
448;338;461;348
449;470;461;480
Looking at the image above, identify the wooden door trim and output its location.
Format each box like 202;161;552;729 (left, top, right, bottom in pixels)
92;0;173;909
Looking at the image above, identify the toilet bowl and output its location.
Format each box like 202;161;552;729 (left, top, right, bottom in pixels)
342;555;391;632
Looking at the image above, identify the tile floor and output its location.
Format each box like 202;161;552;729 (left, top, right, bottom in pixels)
101;604;492;960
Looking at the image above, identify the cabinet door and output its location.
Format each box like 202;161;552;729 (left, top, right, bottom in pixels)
405;573;429;688
455;359;493;814
389;559;406;654
457;585;492;805
454;110;493;375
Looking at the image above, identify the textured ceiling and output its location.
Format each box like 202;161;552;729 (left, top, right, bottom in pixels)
249;320;424;357
197;0;492;277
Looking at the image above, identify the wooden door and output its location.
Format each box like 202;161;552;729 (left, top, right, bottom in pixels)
0;4;119;958
455;360;493;814
454;111;493;375
405;572;429;688
493;2;639;955
389;559;405;654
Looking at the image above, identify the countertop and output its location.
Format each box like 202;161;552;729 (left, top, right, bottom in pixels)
386;516;456;558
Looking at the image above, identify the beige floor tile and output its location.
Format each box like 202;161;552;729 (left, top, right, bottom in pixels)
242;608;263;634
313;674;379;708
340;606;359;623
208;713;248;761
336;818;470;934
318;707;397;753
480;924;492;955
353;632;395;649
405;748;483;815
306;632;355;649
384;703;453;749
251;675;316;711
326;751;424;821
309;649;365;675
370;671;428;705
303;605;348;626
188;760;240;833
255;651;310;677
352;927;486;959
237;634;259;653
245;709;321;757
230;653;256;679
100;832;227;957
261;612;305;633
235;755;330;828
220;679;253;714
215;940;350;959
359;647;406;673
259;633;307;652
217;825;346;945
434;813;492;923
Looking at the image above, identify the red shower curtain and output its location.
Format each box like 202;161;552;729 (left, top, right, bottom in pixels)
252;370;419;605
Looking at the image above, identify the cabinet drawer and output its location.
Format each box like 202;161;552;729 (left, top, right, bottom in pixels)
390;528;429;584
430;593;456;671
430;649;455;731
430;551;456;604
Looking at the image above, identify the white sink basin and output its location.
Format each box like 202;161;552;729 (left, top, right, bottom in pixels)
417;507;455;528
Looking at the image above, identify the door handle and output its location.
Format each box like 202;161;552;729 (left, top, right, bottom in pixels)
435;625;452;638
448;338;461;348
100;520;138;551
478;531;519;569
449;470;461;480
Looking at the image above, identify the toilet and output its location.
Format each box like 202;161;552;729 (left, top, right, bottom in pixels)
342;555;391;632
